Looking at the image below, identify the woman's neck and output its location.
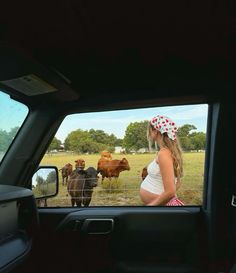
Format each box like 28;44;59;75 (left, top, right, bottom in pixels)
159;143;165;149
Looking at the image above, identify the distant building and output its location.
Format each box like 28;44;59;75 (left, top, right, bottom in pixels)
137;148;149;154
114;146;125;154
58;144;65;152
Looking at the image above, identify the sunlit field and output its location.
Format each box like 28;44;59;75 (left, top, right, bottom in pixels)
40;152;205;207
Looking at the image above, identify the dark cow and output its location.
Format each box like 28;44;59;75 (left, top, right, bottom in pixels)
141;166;148;180
67;167;98;207
97;158;130;181
75;159;85;170
60;163;73;185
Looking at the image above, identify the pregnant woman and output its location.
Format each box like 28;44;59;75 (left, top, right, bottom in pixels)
140;115;184;206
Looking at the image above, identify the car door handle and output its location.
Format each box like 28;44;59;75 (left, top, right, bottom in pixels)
82;218;114;234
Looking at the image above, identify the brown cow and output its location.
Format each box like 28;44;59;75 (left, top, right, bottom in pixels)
100;150;112;160
141;167;148;180
75;159;85;170
67;167;98;207
60;163;73;186
97;158;130;181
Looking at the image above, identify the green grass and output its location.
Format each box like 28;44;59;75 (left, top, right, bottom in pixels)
41;152;205;207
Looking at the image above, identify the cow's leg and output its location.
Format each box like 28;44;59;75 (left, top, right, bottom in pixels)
62;176;64;186
83;190;92;207
71;198;75;207
83;197;91;207
44;199;47;207
65;176;68;186
76;197;82;207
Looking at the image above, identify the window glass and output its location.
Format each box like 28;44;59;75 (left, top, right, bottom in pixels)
0;91;29;163
40;104;208;207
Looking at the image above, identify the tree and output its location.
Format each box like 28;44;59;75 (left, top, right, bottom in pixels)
64;128;119;153
89;129;118;147
179;136;194;151
106;133;117;147
0;127;20;152
89;129;108;144
123;120;149;151
115;138;123;146
77;139;106;154
35;175;48;196
35;175;45;186
46;171;57;184
48;137;62;151
0;129;9;152
178;124;197;137
106;146;115;153
64;129;90;152
8;127;19;141
190;132;206;150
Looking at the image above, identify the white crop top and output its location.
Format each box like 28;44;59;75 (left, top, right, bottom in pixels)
141;159;176;195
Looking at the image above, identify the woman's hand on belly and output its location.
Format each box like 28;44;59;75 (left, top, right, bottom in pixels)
146;190;176;206
139;188;159;205
146;199;160;206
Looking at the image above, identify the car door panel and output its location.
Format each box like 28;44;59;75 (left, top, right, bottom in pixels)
21;207;206;273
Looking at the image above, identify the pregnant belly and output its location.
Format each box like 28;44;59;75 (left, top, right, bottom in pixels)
140;188;159;205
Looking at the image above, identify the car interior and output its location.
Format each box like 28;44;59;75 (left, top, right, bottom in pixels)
0;1;235;273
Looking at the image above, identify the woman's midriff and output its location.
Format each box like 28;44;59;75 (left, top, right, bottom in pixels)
140;188;159;205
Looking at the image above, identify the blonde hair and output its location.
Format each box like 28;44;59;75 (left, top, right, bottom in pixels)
147;123;183;178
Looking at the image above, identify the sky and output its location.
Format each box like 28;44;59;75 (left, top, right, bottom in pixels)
0;91;29;132
56;104;208;142
0;91;208;143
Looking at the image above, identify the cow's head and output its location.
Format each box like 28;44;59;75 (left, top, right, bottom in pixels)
65;163;73;168
78;167;98;188
120;158;130;171
141;167;148;180
75;159;85;170
101;150;112;160
64;163;73;173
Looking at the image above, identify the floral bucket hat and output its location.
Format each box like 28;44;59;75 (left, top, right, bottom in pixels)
150;115;178;141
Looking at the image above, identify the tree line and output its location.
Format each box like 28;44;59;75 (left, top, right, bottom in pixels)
123;121;205;152
0;122;206;155
63;129;122;153
49;122;206;153
0;127;19;152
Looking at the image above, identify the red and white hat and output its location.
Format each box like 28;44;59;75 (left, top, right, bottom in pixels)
150;115;178;141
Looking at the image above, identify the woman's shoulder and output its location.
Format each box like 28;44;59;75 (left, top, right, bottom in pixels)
158;148;172;156
156;148;172;163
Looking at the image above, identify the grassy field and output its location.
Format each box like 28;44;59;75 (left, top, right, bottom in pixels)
41;152;205;207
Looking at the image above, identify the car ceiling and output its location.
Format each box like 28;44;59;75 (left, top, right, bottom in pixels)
0;0;235;108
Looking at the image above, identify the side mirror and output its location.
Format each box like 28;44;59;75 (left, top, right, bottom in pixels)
32;166;59;202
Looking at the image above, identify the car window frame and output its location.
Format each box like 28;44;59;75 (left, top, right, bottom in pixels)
38;102;210;208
